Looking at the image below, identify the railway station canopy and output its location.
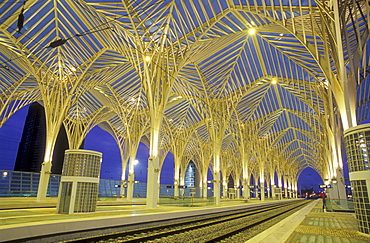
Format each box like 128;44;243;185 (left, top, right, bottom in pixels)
0;0;369;205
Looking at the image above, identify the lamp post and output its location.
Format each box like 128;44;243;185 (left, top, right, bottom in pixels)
127;159;138;201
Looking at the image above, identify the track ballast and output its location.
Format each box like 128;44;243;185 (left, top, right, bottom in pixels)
69;200;309;243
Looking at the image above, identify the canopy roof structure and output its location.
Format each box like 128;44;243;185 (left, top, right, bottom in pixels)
0;0;369;194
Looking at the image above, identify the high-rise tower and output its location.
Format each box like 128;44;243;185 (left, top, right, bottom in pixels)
14;102;69;174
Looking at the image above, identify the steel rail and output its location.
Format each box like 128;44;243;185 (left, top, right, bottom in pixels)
68;200;309;242
204;200;309;242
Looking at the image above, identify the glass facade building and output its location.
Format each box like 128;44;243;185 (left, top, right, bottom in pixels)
344;124;370;234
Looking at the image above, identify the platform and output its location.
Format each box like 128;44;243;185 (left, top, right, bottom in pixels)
0;198;369;242
248;199;370;243
286;200;370;243
0;197;272;242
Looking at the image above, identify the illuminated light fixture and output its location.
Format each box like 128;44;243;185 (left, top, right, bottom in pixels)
271;79;277;84
144;55;151;62
172;95;183;101
248;28;256;35
133;159;139;165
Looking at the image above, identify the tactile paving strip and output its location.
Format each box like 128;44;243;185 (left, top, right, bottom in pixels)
295;225;369;240
286;203;370;242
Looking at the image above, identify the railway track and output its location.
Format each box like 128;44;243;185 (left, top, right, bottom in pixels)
68;200;309;243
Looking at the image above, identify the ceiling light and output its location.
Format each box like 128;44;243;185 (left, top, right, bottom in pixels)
248;28;256;35
271;79;277;84
172;95;183;101
144;55;151;62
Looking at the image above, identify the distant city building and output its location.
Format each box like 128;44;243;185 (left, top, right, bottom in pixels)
14;102;69;174
227;174;235;188
185;161;197;187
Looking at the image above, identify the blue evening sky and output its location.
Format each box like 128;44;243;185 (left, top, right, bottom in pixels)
0;104;325;190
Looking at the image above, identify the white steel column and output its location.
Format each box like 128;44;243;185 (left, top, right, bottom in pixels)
213;169;221;205
119;149;128;198
127;158;137;201
277;173;283;200
270;173;275;198
242;151;250;200
174;163;180;197
213;143;222;205
254;176;259;198
283;176;288;198
236;180;240;199
242;177;250;200
266;180;271;199
147;156;160;208
202;180;208;198
37;132;58;202
179;175;185;197
222;174;228;198
260;168;265;201
146;117;162;208
37;161;52;202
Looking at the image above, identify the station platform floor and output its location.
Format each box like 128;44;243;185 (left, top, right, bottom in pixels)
0;197;369;242
248;199;370;243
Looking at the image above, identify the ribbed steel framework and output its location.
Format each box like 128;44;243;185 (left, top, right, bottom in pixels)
0;0;369;207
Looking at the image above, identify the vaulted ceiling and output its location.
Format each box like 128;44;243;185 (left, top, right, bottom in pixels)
0;0;369;179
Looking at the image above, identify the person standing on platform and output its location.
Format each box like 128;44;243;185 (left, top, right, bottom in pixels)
319;191;327;212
